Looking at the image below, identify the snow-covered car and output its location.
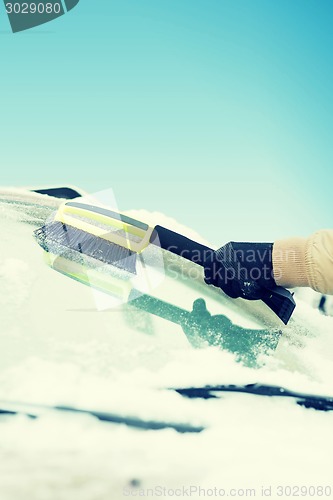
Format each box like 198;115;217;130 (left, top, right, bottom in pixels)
0;188;332;500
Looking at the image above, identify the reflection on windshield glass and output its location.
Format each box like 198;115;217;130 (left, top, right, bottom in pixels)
129;295;281;367
45;248;283;368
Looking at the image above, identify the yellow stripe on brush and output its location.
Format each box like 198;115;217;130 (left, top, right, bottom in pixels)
54;204;153;253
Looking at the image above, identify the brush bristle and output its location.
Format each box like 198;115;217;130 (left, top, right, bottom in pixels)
34;221;137;274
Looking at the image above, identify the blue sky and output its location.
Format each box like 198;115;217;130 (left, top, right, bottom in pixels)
0;1;332;244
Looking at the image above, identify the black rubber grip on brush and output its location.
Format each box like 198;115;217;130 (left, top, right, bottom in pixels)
150;225;213;267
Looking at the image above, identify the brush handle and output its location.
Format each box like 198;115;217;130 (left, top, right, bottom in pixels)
150;225;213;267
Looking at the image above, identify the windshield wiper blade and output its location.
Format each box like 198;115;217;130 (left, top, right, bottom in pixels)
0;401;204;434
174;384;333;412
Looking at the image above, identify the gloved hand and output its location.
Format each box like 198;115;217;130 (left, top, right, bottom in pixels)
204;242;277;300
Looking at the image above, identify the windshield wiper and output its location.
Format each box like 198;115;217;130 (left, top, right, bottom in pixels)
174;383;333;412
0;400;203;434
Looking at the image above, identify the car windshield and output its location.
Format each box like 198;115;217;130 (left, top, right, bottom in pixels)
1;189;333;414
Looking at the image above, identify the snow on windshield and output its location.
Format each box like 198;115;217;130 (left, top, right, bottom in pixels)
0;189;332;498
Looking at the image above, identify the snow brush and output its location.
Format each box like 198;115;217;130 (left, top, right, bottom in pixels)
34;201;296;324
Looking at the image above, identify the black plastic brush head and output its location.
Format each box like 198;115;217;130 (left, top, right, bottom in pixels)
34;221;137;274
